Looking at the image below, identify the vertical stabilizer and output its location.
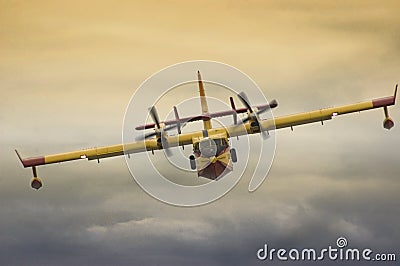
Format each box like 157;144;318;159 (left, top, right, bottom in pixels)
198;71;212;130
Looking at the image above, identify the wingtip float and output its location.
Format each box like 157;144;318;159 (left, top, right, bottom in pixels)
16;149;43;190
16;73;397;190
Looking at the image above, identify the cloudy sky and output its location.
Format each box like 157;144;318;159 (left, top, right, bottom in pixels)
1;1;399;265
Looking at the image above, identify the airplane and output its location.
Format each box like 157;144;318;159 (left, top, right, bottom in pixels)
16;71;397;190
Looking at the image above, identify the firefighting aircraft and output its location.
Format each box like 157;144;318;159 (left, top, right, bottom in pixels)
16;71;397;190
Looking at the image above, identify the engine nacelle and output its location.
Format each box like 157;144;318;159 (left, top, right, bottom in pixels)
383;117;394;130
31;177;43;190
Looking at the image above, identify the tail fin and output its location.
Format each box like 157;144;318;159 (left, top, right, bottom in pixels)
198;71;212;130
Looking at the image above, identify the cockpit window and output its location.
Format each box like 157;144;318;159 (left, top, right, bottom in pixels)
199;138;217;158
216;138;227;155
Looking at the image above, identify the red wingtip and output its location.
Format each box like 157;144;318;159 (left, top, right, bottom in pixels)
372;87;397;108
15;150;45;168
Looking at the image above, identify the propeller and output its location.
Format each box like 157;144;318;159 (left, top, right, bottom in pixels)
138;124;178;140
173;106;182;134
160;136;172;157
149;106;161;129
241;99;278;123
237;92;272;140
136;106;174;156
238;92;253;113
137;106;188;140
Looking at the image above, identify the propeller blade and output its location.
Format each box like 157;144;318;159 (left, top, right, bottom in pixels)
260;127;270;140
239;116;269;140
149;106;161;128
237;92;253;113
136;132;173;156
135;124;179;141
240;99;277;124
161;135;172;157
173;106;182;134
164;124;178;132
236;92;271;140
164;145;172;157
135;131;156;141
241;116;251;124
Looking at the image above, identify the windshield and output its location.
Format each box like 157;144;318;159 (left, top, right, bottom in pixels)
199;138;217;158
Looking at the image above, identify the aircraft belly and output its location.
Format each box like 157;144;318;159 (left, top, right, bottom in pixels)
197;149;233;180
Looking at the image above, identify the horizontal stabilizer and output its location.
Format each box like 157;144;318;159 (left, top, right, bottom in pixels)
136;101;278;130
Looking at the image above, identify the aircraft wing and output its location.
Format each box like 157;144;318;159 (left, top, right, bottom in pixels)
15;129;206;168
260;87;397;131
16;140;156;168
16;86;396;190
17;88;397;167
